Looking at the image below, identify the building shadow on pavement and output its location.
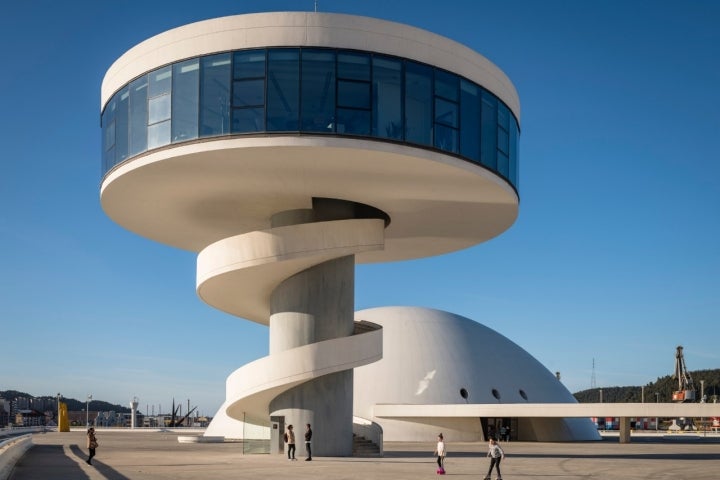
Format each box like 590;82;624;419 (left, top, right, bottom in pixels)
69;444;131;480
10;445;90;480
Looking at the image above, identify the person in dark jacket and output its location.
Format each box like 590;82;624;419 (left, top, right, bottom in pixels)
286;425;296;460
86;427;98;465
304;423;313;461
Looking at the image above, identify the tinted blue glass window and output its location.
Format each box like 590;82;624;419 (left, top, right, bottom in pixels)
234;50;265;79
129;75;148;156
301;50;336;132
497;151;509;178
102;47;518;191
337;108;370;135
496;102;510;177
233;79;264;107
149;94;171;125
434;98;458;128
338;52;370;81
116;88;129;163
497;102;510;155
434;69;458;101
435;124;458;153
102;95;116;171
232;108;264;132
460;80;480;162
481;91;497;170
147;67;172;149
149;66;172;97
338;80;370;109
232;50;265;133
200;54;231;137
372;56;402;140
148;121;171;150
172;59;199;143
267;49;300;131
497;127;509;155
405;61;432;146
509;118;519;188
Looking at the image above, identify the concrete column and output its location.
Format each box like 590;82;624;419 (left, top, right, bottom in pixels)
269;254;355;456
619;417;632;443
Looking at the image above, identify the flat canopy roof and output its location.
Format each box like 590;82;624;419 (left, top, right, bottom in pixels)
374;403;720;419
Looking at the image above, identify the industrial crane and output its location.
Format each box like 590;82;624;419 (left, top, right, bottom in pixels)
671;345;696;402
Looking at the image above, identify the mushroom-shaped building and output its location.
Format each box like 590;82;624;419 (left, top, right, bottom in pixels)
100;12;520;455
354;307;601;442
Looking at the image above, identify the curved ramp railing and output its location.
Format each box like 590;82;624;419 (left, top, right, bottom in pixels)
224;320;382;422
198;217;384;436
197;218;385;323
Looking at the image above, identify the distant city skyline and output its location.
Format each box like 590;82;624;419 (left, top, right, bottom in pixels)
1;0;718;416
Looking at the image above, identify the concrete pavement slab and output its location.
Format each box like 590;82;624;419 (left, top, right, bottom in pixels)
8;431;720;479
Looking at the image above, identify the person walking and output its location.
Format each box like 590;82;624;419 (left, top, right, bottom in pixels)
434;433;446;474
304;423;313;461
86;427;98;465
484;437;505;480
286;425;296;460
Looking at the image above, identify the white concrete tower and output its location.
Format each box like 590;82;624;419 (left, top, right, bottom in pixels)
100;12;520;455
129;397;139;430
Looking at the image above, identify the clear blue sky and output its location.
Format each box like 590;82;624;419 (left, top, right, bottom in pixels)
1;0;718;416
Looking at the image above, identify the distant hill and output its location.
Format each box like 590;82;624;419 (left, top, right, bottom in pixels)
574;369;720;403
0;390;131;413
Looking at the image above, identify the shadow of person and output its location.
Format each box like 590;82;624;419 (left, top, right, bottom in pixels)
70;444;131;480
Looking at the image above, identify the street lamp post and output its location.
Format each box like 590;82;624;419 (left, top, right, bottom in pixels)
56;393;61;431
86;394;93;427
700;380;705;436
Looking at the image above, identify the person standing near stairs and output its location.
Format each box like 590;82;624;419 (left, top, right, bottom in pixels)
304;423;313;461
286;425;296;460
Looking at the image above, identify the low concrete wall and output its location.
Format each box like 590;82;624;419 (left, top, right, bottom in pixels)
0;434;33;480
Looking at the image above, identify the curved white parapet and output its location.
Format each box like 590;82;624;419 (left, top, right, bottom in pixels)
225;320;382;422
198;218;385;324
204;320;382;438
102;12;520;121
0;434;33;479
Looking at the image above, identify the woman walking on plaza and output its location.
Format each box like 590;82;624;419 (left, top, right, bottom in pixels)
86;427;98;465
434;433;446;474
484;436;504;480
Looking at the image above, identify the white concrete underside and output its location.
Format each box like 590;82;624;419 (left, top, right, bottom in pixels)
101;137;518;260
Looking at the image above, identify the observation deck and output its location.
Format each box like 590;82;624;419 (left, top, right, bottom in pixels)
99;12;520;456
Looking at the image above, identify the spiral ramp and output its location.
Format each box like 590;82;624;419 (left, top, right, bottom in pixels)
199;214;384;455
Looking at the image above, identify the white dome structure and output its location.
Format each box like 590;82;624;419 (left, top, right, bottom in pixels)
353;307;601;442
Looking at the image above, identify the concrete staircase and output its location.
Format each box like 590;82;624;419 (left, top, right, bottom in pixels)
352;434;381;457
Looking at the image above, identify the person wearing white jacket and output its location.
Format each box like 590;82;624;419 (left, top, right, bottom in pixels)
485;436;505;480
434;433;446;473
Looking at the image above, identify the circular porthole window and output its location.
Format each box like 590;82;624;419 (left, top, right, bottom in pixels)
491;388;501;400
460;388;469;400
519;389;528;401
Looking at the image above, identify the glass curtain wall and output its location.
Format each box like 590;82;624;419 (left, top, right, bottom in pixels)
101;47;520;191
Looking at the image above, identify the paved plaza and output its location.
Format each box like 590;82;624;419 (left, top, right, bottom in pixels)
8;431;720;479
